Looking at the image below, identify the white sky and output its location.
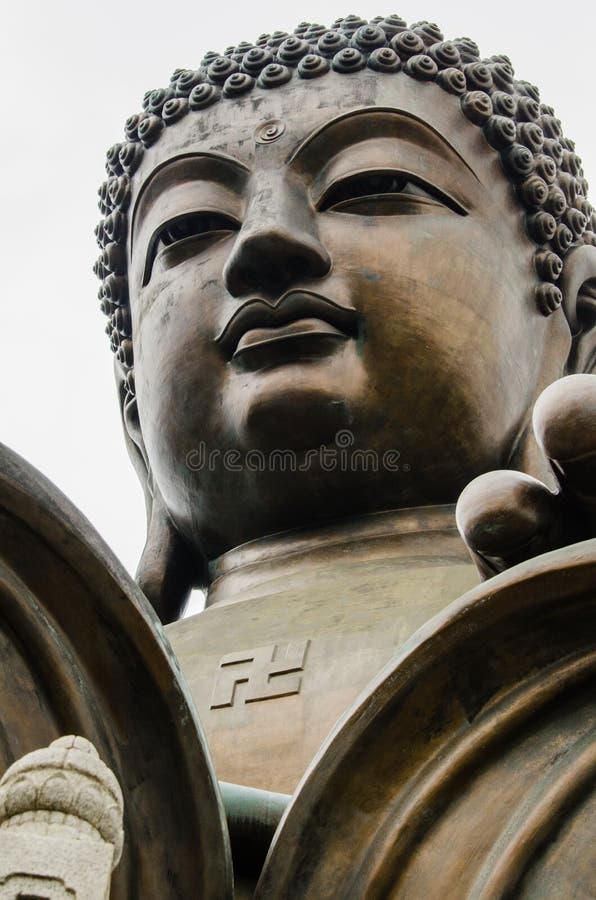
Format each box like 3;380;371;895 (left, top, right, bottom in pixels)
1;0;594;616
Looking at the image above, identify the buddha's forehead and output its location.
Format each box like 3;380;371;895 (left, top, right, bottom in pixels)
131;70;502;199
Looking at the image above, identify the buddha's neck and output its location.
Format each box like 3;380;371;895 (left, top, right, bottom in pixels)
206;504;477;615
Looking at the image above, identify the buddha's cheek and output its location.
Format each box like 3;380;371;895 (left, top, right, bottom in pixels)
321;211;540;467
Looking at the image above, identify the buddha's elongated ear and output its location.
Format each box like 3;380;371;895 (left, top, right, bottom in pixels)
561;245;596;374
115;359;204;624
115;360;152;522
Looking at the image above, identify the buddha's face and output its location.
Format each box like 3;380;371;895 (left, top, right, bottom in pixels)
128;71;571;557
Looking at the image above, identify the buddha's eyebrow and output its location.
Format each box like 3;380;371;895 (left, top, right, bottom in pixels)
289;108;480;182
132;152;249;237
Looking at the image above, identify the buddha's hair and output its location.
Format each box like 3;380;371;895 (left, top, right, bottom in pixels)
94;14;595;396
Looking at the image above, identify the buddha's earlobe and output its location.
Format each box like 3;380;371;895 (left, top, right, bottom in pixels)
115;359;152;519
115;359;204;623
136;486;203;624
560;245;596;374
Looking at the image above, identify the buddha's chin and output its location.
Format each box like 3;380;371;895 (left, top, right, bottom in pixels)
223;353;365;451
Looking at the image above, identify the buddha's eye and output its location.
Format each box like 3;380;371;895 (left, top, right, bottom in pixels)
144;211;239;284
318;171;466;216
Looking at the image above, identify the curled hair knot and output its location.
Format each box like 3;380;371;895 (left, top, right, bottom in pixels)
518;175;549;210
377;15;408;36
351;25;386;51
563;208;588;240
404;54;438;80
103;274;128;305
464;62;493;92
544;186;567;218
277;37;311;65
452;37;480;63
331;47;366;72
516;96;540;122
411;21;444;46
574;197;592;219
436;67;466;95
367;47;401;72
103;210;126;244
138;115;164;147
558;171;579;204
518;81;540;102
94;220;106;249
102;242;126;276
207;57;239;84
266;31;289;49
535;249;563;282
390;30;425;59
146;88;174;115
461;90;493;125
543;138;564;166
483;115;516;150
106;144;124;176
551;222;574;255
317;31;349;57
429;41;461;69
337;15;367;37
172;69;205;97
223;72;254;96
517;122;544;154
501;142;535;181
561;150;582;177
536;282;563;315
491;91;517;117
124;114;142;142
188;83;220;110
107;175;131;211
303;24;327;41
200;51;219;67
540;115;563;139
490;62;514;93
116;339;134;368
298;54;330;78
258;63;292;87
534;154;557;185
232;42;254;61
241;47;274;74
162;98;188;125
527;211;557;243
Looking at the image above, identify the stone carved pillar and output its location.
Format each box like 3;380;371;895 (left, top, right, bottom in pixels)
0;735;124;899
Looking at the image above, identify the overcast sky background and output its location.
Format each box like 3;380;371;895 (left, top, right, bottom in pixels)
1;0;594;615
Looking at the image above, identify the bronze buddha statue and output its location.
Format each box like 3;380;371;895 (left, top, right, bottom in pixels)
91;15;596;799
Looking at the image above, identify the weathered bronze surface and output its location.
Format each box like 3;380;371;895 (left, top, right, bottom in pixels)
2;12;596;898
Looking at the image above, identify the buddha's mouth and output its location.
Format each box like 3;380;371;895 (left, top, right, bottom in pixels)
233;317;352;370
215;290;360;364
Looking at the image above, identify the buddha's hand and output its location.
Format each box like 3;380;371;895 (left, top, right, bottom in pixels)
456;374;596;578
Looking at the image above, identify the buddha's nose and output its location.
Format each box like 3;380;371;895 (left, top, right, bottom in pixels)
223;175;331;297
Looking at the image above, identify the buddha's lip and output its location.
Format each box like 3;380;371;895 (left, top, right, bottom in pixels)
215;290;360;357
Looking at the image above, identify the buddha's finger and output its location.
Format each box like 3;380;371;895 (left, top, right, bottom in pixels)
455;470;564;579
533;375;596;521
